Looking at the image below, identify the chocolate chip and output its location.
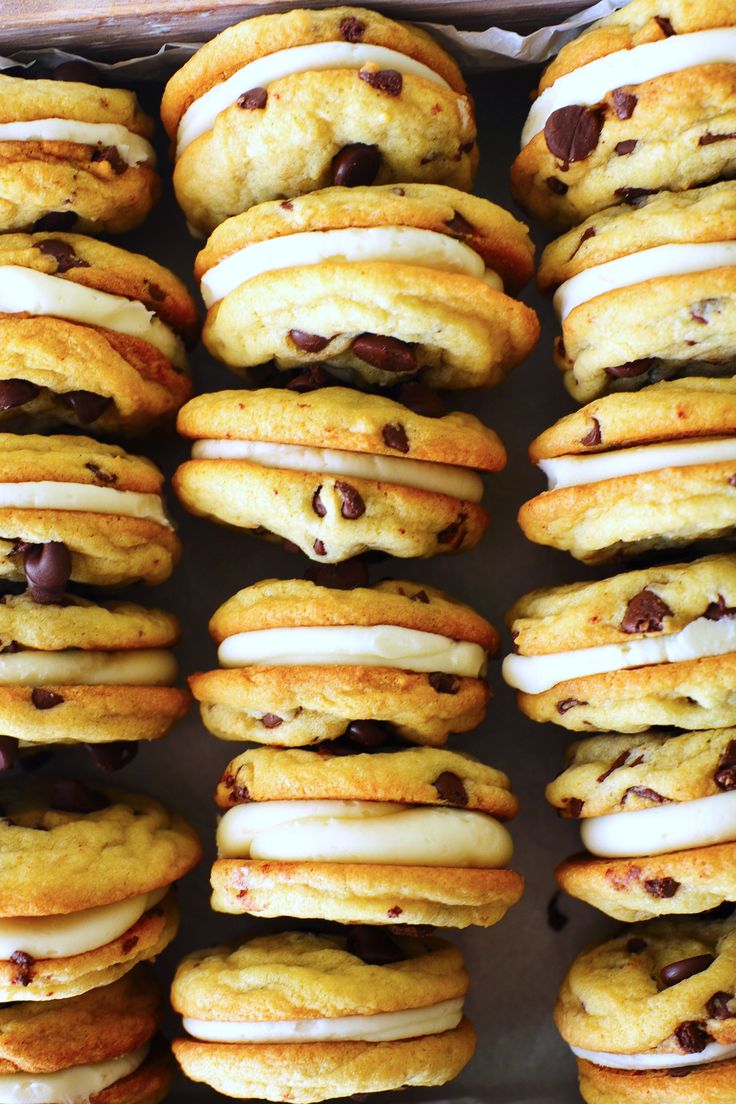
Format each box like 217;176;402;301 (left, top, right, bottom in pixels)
23;542;71;605
289;329;331;353
331;143;380;187
705;595;736;620
581;417;601;446
706;991;734;1020
286;365;332;393
0;380;40;411
32;211;77;232
644;877;680;899
655;15;676;36
392;382;444;418
345;926;405;964
342;720;394;748
546;177;569;195
620;588;672;633
9;950;34;987
445;211;475;237
387;907;403;919
561;797;584;819
340;15;365;41
2;642;22;655
675;1021;711;1054
661;954;715;988
557;698;585;714
237;87;267;110
569;226;596;261
715;740;736;790
60;390;112;423
229;782;250;803
305;559;369;589
260;713;283;729
313;539;327;556
91;146;126;174
411;589;429;603
49;780;110;812
378;422;411;455
53;60;104;84
335;481;365;520
699;132;736;146
85;462;117;486
437;514;467;547
544;104;603;163
428;672;459;694
358;69;402;96
36;239;89;274
0;736;17;771
611;89;638;120
605;358;652;379
352;334;417;375
31;689;63;710
121;935;139;954
86;741;138;771
615;139;638;155
432;771;468;806
312;487;327;517
615;187;656;204
627;937;648;954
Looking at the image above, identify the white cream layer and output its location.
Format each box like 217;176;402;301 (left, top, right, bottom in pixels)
583;789;736;858
0;267;186;369
192;439;484;503
571;1039;736;1071
0;887;166;959
554;242;736;321
184;997;463;1044
502;614;736;696
217;800;512;866
218;626;486;677
0;648;175;686
539;437;736;491
177;42;450;156
0;1045;148;1104
0;481;170;527
0;118;156;166
200;227;501;308
522;27;736;146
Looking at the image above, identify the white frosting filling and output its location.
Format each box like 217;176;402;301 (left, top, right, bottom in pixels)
0;887;166;959
0;118;156;166
554;241;736;321
539;437;736;491
522;27;736;146
582;789;736;858
570;1040;736;1071
502;615;736;695
177;42;450;156
0;481;171;527
184;997;463;1044
192;439;484;503
0;648;175;687
218;625;487;677
217;800;512;866
0;1045;148;1104
200;227;501;308
0;267;186;369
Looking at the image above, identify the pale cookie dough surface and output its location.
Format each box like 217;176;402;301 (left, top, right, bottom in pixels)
0;591;178;651
577;1054;736;1104
211;860;523;927
171;929;466;1021
215;746;518;819
174;1019;476;1103
0;432;164;493
0;781;201;915
202;262;539;390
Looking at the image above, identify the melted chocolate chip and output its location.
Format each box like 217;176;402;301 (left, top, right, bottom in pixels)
286;365;332;393
382;423;409;453
0;736;17;771
715;740;736;791
615;187;657;204
9;950;34;986
627;937;648;954
345;926;405;964
237;87;267;110
49;780;110;813
331;143;380;187
611;89;638;120
620;588;672;633
342;720;394;749
437;514;467;547
581;417;601;446
432;771;468;806
547;890;569;932
0;380;40;411
32;211;77;232
557;698;586;714
312;486;327;517
121;935;139;954
289;330;331;353
706;991;734;1020
85;462;117;486
622;786;670;805
86;741;138;771
335;481;365;520
544;104;603;163
60;390;112;423
675;1021;711;1054
23;542;71;605
615;139;638;155
145;281;166;302
655;15;676;36
644;877;680;899
340;16;365;41
392;382;444;418
31;688;63;710
699;131;736;146
569;226;596;261
428;672;459;694
313;539;327;557
260;713;283;729
561;797;584;819
445;211;475;237
36;238;89;273
91;146;126;174
358;69;402;96
704;594;736;620
305;559;369;590
546;177;569;195
661;954;715;988
605;358;652;379
352;334;417;375
411;589;429;603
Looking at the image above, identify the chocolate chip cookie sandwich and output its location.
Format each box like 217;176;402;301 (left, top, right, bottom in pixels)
190;577;497;748
0;68;159;234
0;591;189;771
172;929;475;1102
550;728;736;920
512;0;736;227
212;745;522;927
503;554;736;733
556;915;736;1102
0;777;201;1000
195;184;538;390
0;231;197;434
538;183;736;403
161;7;478;235
0;970;172;1104
518;379;736;563
174;386;504;561
0;434;180;588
